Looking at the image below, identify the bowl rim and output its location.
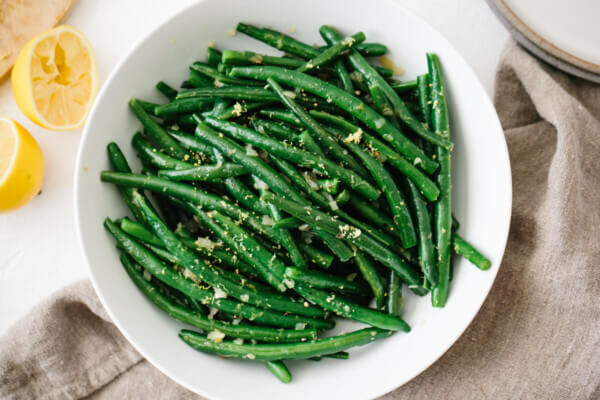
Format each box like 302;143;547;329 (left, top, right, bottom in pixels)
74;0;512;398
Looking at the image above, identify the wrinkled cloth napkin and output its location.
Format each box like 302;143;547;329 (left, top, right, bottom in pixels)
1;40;599;399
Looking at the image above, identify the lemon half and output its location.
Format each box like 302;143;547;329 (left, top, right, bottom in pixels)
0;117;44;212
11;25;97;131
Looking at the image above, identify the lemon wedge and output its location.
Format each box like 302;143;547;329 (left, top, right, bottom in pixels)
0;117;44;212
11;25;97;131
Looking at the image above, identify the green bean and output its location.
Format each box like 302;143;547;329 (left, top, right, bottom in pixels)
136;99;159;116
391;80;418;93
119;217;164;247
190;120;307;203
223;177;270;215
180;327;393;360
174;222;194;239
313;230;354;262
157;163;248;182
174;113;197;126
297;130;325;157
406;179;437;286
368;84;394;118
213;263;274;292
189;251;266;286
100;172;284;250
154;98;212;117
308;351;349;361
296;242;334;269
416;74;432;128
260;192;423;292
207;47;222;67
212;100;276;120
369;81;402;130
295;93;344;114
354;251;385;309
292;282;410;331
332;125;416;248
237;23;386;60
152;193;182;230
222;50;304;68
132;133;194;170
202;117;380;201
143;241;181;264
266;77;370;180
228;66;438;174
319;26;453;151
120;253;317;343
149;270;205;312
272;217;301;230
191;62;262;86
216;62;231;75
105;218;331;329
453;234;491;270
264;361;292;384
118;144;180;231
189;69;214;88
387;271;402;316
427;53;452;308
268;155;314;200
164;127;216;158
129;99;189;158
205;98;230;117
318;178;340;194
348;71;370;95
375;66;394;78
139;154;160;175
335;189;350;205
251;176;307;269
284;267;368;295
252;119;299;142
133;193;327;317
106;142;147;223
415;74;435;165
176;86;279;101
236;23;319;59
296;32;366;73
355;42;387;57
156;81;178;99
258;109;303;126
309;110;440;201
334;60;354;93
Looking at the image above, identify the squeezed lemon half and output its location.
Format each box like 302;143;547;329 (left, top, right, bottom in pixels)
11;25;97;131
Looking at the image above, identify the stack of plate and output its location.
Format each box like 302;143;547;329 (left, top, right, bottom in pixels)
487;0;600;83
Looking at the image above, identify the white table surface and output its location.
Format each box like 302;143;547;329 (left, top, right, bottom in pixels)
0;0;508;336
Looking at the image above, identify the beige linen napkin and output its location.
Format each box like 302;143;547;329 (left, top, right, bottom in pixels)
1;40;599;399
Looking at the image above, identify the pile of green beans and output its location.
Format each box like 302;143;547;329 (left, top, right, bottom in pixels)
100;22;491;384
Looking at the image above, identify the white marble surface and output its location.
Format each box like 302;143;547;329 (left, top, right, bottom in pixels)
0;0;508;336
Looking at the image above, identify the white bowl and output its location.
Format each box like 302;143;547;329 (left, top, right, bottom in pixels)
74;0;511;398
